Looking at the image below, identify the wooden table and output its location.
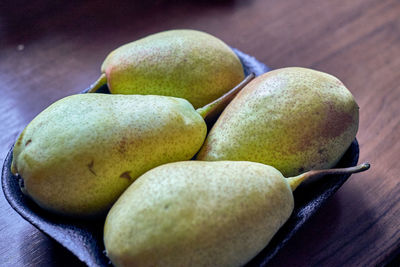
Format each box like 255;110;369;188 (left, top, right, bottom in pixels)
1;0;399;266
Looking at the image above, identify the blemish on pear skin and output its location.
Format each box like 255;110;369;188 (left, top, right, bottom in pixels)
15;129;26;147
87;160;96;176
321;101;353;138
120;171;132;180
25;139;32;146
15;139;22;147
117;136;134;154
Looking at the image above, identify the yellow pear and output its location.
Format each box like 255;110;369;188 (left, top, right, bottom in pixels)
104;161;369;267
88;29;245;109
197;67;359;176
11;94;208;218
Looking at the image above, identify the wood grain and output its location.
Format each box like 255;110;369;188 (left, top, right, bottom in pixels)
1;0;399;266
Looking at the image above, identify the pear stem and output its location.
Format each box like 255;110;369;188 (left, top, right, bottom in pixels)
288;162;370;191
196;73;255;120
87;73;107;93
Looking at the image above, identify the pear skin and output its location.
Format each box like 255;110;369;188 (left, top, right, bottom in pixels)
103;161;370;267
11;94;207;218
104;161;294;267
89;29;245;109
197;67;359;177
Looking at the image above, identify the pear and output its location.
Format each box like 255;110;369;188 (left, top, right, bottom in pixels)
88;29;245;109
197;67;359;177
11;75;254;218
11;94;205;218
104;161;370;267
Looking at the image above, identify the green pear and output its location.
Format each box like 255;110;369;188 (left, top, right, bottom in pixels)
88;29;245;109
104;161;370;267
197;67;359;177
11;94;208;218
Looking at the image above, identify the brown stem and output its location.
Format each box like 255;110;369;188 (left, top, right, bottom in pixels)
288;162;370;191
196;73;255;122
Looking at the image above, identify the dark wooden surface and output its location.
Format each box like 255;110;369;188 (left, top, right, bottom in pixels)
1;0;399;266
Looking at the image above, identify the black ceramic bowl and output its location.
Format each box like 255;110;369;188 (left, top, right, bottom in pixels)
1;49;359;267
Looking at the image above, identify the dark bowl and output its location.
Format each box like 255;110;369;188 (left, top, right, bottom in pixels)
1;49;359;267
